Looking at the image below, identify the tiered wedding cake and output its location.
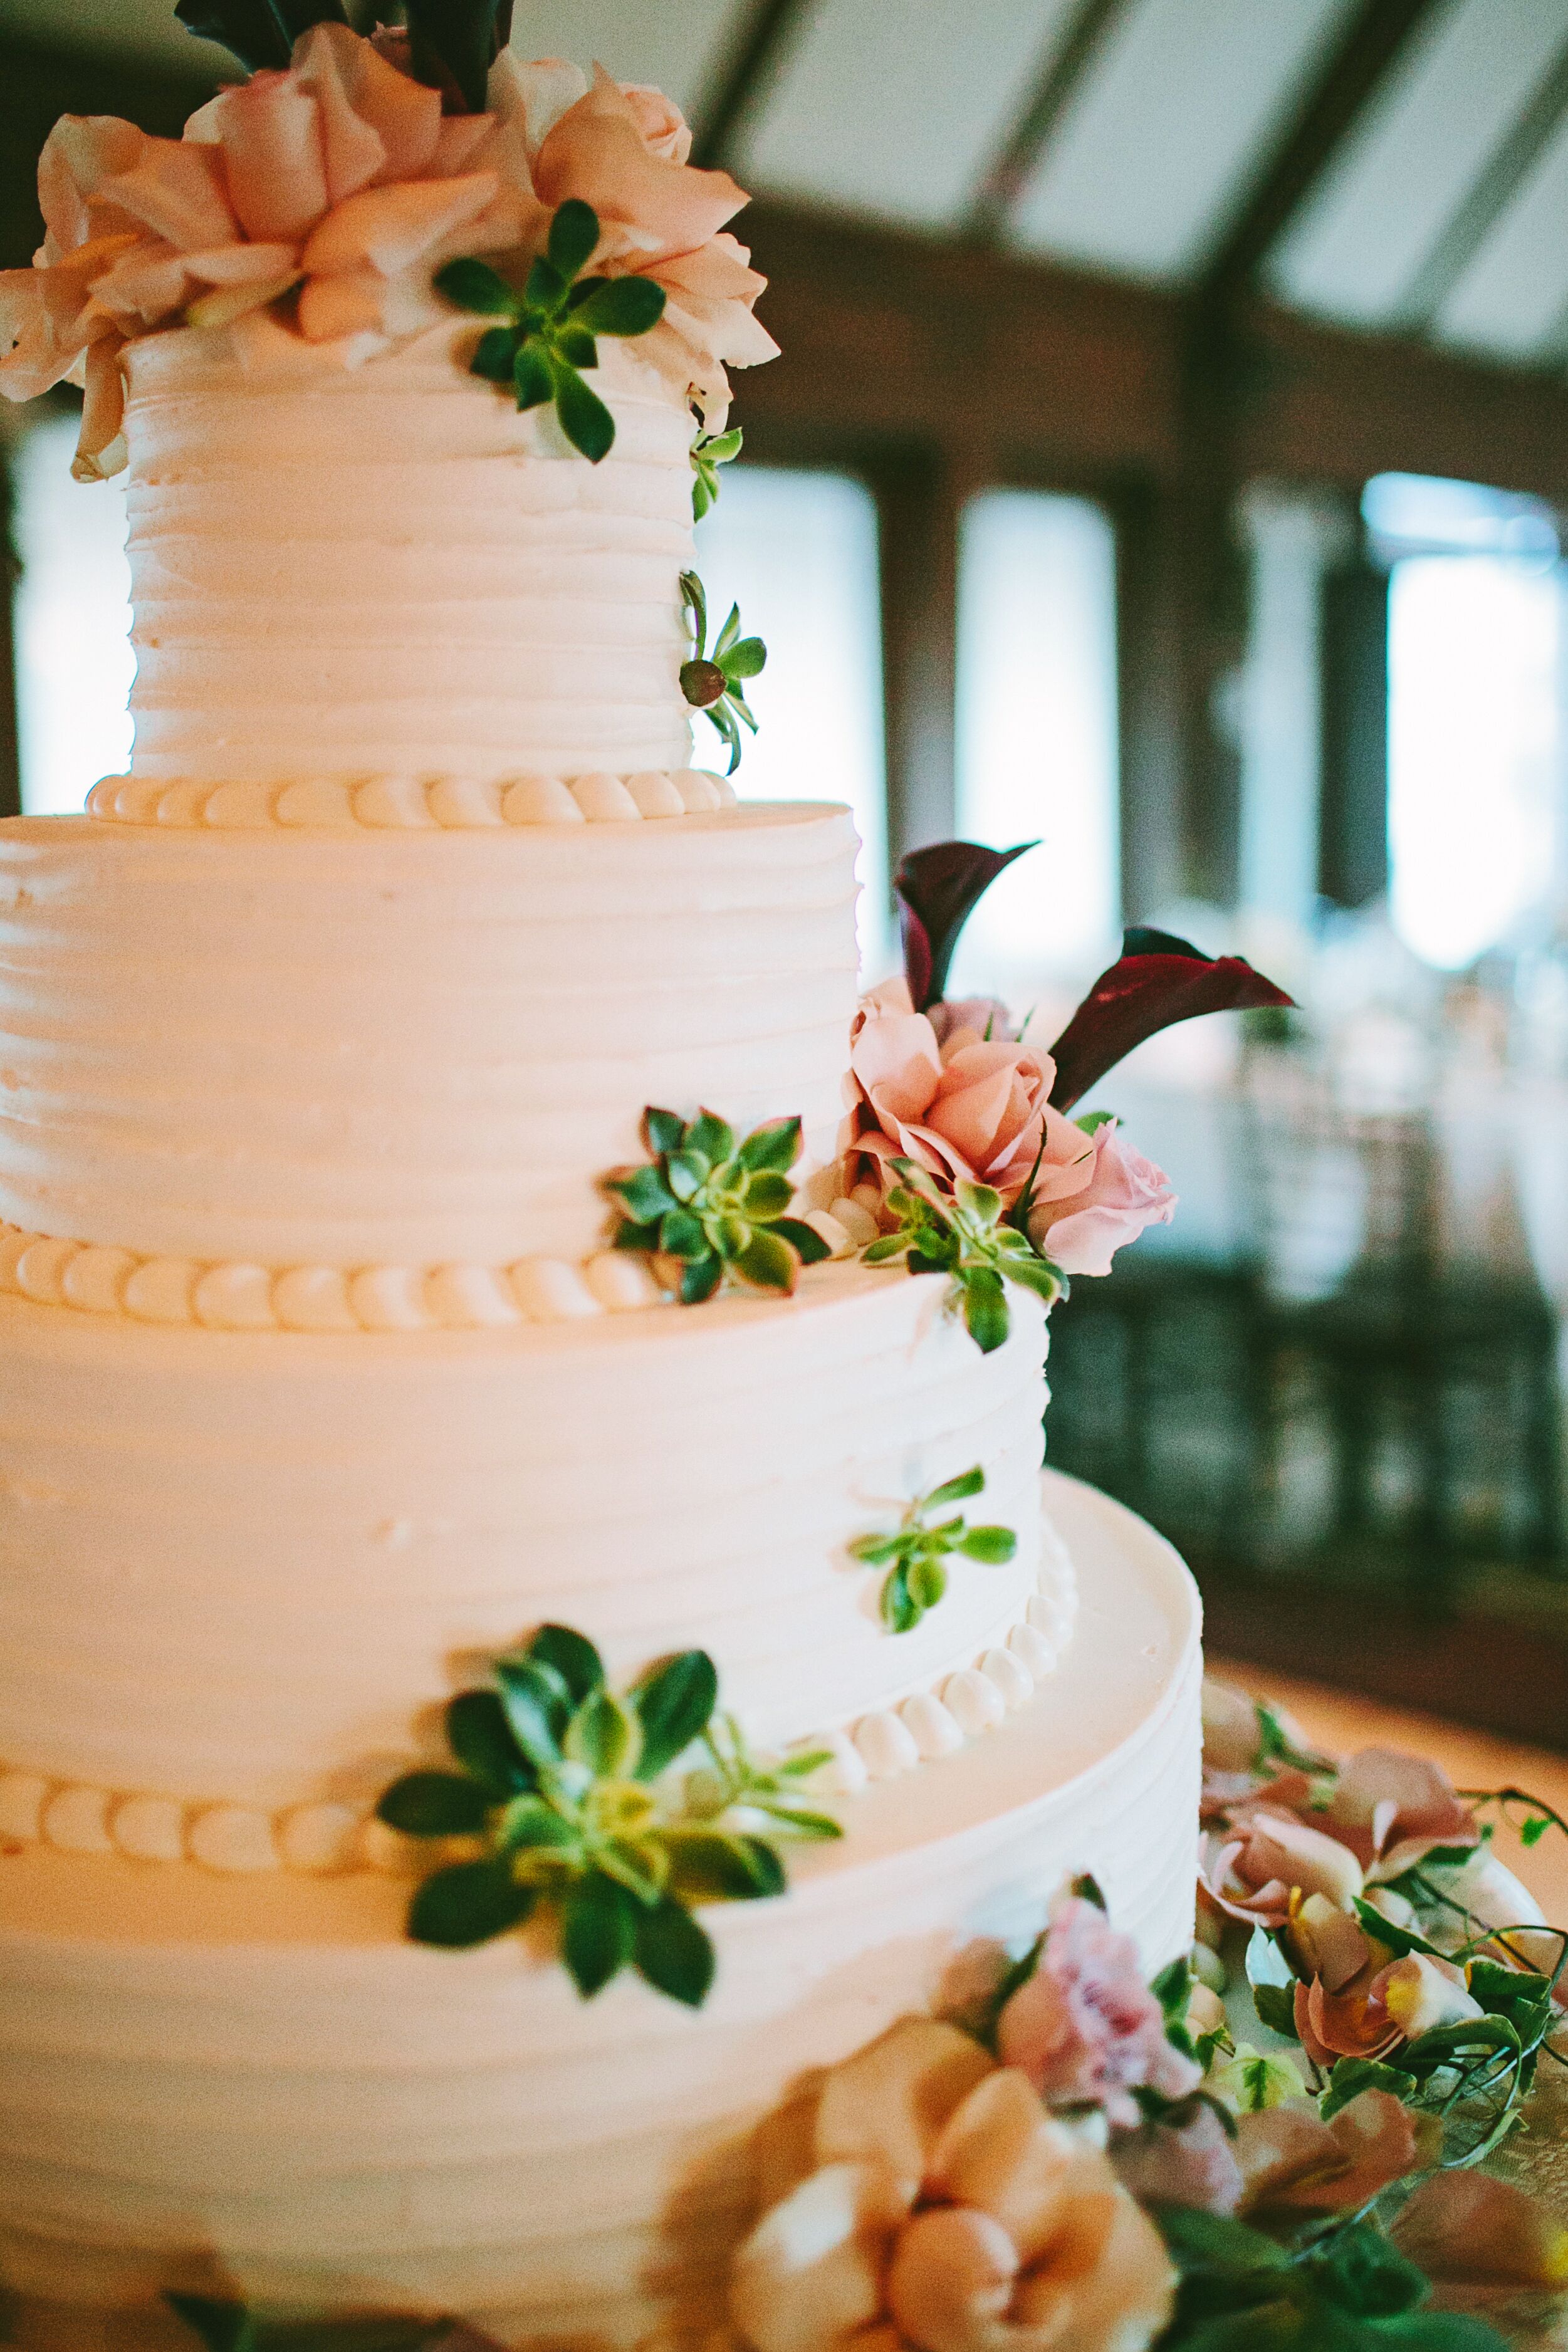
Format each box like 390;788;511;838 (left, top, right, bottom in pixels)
0;19;1202;2348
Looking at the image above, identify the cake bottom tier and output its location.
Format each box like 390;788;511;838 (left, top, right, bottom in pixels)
0;1475;1201;2352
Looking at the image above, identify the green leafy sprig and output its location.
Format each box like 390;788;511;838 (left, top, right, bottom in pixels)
691;424;743;520
375;1624;834;2008
605;1106;830;1304
862;1157;1066;1354
435;201;665;464
679;570;765;773
847;1465;1018;1633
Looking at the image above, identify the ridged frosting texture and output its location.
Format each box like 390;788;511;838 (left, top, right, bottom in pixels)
0;1475;1201;2349
0;805;858;1268
0;1266;1048;1808
120;325;699;785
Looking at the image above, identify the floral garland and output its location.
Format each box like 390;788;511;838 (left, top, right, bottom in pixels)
0;14;776;479
174;1684;1568;2351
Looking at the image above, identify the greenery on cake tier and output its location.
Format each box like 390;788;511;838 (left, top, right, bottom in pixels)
679;570;766;773
375;1624;839;2007
691;422;743;520
605;1106;830;1304
862;1156;1070;1354
435;200;666;463
847;1464;1018;1633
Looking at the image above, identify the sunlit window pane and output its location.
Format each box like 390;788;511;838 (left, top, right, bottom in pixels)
1388;555;1559;970
696;466;889;975
952;490;1119;1001
13;416;133;815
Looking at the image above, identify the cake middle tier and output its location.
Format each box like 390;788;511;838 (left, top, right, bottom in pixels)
0;1266;1050;1812
0;802;857;1269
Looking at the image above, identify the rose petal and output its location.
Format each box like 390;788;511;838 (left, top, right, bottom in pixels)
850;1010;943;1124
1393;2170;1568;2288
295;19;442;195
301;172;499;280
729;2161;907;2352
1239;2089;1433;2214
813;2017;994;2190
72;332;127;480
211;76;328;243
1012;2183;1178;2350
535;63;746;252
924;2069;1082;2266
887;2205;1019;2351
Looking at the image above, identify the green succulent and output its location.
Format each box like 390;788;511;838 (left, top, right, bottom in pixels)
847;1465;1017;1633
691;423;743;519
679;570;765;774
862;1158;1067;1354
377;1624;834;2008
605;1106;830;1304
682;1713;842;1842
435;200;665;464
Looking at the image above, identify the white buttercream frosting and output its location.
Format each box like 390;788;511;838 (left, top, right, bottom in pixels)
0;804;859;1268
0;1474;1201;2349
120;325;701;785
0;1264;1050;1807
85;765;738;829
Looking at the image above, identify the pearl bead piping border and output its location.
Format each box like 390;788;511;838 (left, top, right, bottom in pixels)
0;1520;1077;1879
0;1207;865;1334
84;768;738;830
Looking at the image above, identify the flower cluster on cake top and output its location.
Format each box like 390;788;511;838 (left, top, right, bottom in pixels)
0;10;776;481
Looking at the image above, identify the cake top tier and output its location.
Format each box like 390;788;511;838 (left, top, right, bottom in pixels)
0;24;779;793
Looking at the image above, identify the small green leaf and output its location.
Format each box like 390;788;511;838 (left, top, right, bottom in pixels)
1000;1254;1065;1305
1305;2220;1427;2319
164;2296;259;2352
1319;2056;1419;2122
736;1116;801;1173
772;1215;832;1265
612;1216;661;1254
721;635;767;680
565;1688;641;1779
408;1858;535;1948
569;273;666;337
847;1531;904;1565
494;1794;578;1853
954;1179;1003;1225
961;1267;1010;1353
1351;1898;1446;1961
1522;1815;1550;1846
752;1801;842;1841
680;1252;723;1304
562;1872;637;1997
907;1555;947;1612
634;1896;716;2007
1075;1107;1117;1134
736;1228;798;1292
958;1525;1017;1564
880;1562;921;1633
553;362;615;463
470;324;518;382
633;1650;719;1779
742;1169;795;1218
594;1837;667;1906
659;1207;708;1257
609;1163;678;1223
925;1465;986;1508
862;1234;910;1264
444;1687;533;1797
512;339;553;411
547;197;600;281
685;1110;736;1164
664;1149;708;1203
556;323;598;370
1246;1926;1301;2040
1071;1871;1107;1910
644;1106;686;1156
526;1623;605;1705
1151;2201;1292;2282
494;1654;572;1771
375;1770;490;1838
434;256;517;316
661;1829;786;1900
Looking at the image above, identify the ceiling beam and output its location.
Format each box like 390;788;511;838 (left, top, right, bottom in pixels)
690;0;812;174
968;0;1131;243
1391;28;1568;332
1200;0;1446;301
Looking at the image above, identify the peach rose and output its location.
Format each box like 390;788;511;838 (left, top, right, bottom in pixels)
729;2017;1176;2352
845;980;1095;1216
1027;1120;1174;1278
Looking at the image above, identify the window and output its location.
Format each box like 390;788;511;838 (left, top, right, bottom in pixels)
1367;473;1562;972
951;490;1120;1003
13;415;134;816
695;466;890;975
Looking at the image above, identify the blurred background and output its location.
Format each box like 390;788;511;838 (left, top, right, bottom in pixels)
4;0;1568;1740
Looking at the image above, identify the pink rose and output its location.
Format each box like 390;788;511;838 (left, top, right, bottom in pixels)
1112;2102;1245;2215
534;65;744;255
996;1894;1201;2128
209;71;332;241
1029;1119;1175;1277
845;980;1095;1214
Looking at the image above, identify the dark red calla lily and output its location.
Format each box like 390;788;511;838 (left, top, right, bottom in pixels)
1047;928;1295;1111
896;839;1037;1011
